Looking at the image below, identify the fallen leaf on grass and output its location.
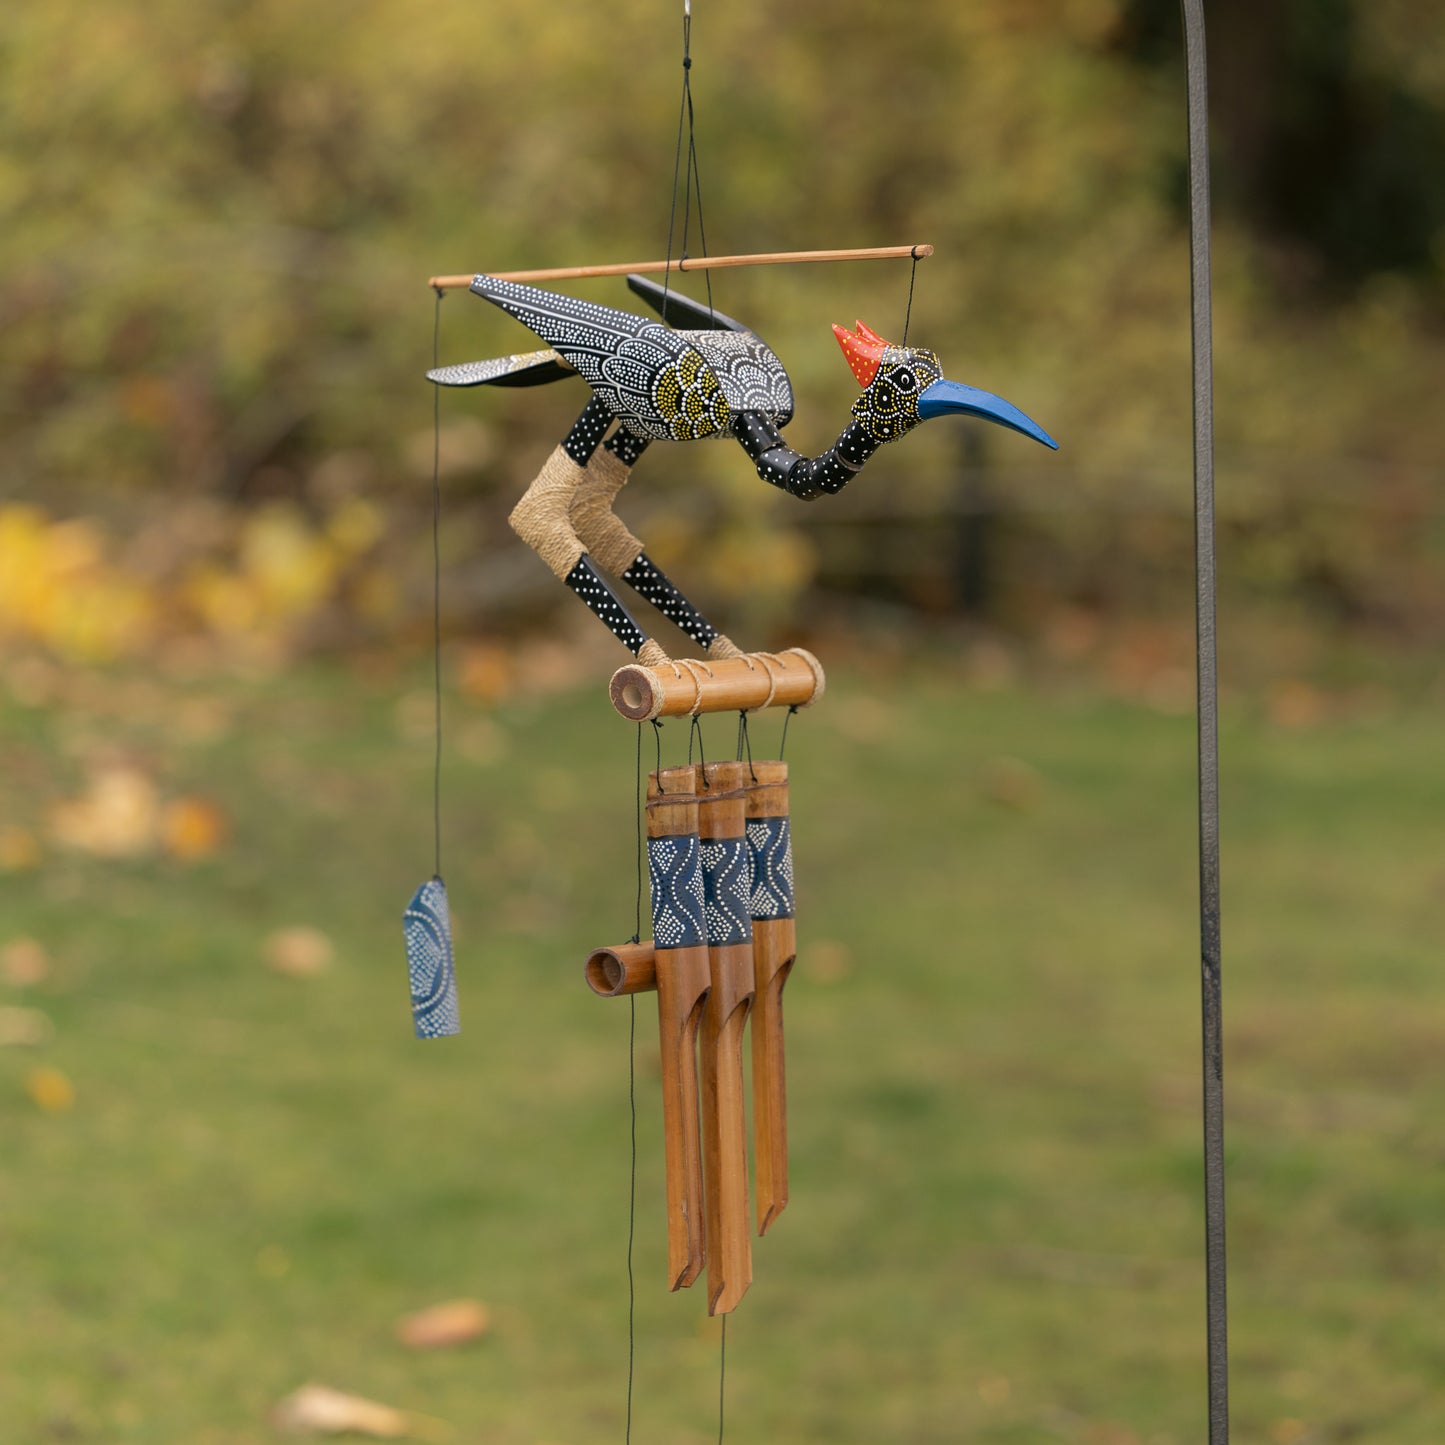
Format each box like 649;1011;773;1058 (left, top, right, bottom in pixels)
806;939;853;984
26;1065;75;1112
455;642;513;704
265;927;335;977
273;1383;450;1440
1;937;49;987
0;1007;54;1047
48;766;159;857
0;825;41;872
979;755;1045;811
395;1298;491;1349
160;796;228;861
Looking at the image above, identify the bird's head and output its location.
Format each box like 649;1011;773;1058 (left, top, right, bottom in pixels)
833;322;1058;450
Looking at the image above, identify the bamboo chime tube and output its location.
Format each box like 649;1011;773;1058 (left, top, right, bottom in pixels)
427;244;934;290
583;941;657;998
742;760;797;1235
610;648;824;722
645;781;712;1291
694;760;757;1315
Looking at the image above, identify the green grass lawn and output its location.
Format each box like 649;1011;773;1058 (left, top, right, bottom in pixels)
1;650;1441;1443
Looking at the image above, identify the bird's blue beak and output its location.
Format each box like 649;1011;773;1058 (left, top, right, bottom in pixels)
917;378;1059;450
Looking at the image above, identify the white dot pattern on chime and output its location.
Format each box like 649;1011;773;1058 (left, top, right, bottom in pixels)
700;837;753;946
565;559;646;652
623;555;716;645
648;836;707;948
403;878;460;1038
746;817;796;920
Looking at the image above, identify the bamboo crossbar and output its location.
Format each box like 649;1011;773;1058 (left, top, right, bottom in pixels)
428;244;933;290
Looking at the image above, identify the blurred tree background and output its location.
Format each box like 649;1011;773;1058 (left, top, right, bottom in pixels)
3;0;1442;671
5;6;1445;1440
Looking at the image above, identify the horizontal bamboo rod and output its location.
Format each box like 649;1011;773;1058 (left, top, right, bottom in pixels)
428;244;933;290
611;648;824;722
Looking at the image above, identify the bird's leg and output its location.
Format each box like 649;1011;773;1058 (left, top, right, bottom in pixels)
508;397;652;655
569;430;745;660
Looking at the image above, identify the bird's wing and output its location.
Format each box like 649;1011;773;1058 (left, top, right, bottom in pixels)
625;274;748;333
679;331;794;425
471;275;653;365
426;349;576;389
465;274;732;440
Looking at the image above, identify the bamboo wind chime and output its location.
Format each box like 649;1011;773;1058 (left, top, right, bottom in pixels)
586;754;799;1315
420;238;1056;1316
420;235;1055;1319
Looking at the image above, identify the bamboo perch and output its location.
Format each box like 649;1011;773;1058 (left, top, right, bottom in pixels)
743;761;797;1236
428;244;933;290
645;784;712;1291
694;761;757;1316
611;648;824;722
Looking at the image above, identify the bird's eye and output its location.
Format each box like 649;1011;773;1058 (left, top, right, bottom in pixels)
892;368;916;393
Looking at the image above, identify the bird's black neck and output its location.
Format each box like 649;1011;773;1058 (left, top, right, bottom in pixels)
731;411;881;501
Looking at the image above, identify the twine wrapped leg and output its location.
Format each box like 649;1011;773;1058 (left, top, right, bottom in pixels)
509;440;655;655
570;443;742;659
509;444;589;581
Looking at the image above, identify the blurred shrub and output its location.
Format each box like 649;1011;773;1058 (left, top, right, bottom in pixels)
1;0;1442;647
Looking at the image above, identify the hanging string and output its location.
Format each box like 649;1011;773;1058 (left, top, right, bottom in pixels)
717;1315;728;1445
632;724;645;944
624;991;637;1445
735;711;757;780
625;723;644;1444
901;247;921;346
431;286;445;878
688;714;708;778
662;0;715;324
779;704;800;761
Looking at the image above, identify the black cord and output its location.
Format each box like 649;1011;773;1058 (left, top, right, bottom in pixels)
431;287;444;879
717;1314;727;1445
902;250;920;345
779;704;799;761
688;714;708;778
633;723;644;945
625;993;637;1445
662;4;714;324
735;711;758;780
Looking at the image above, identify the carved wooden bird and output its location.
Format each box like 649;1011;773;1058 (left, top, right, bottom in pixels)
430;273;1057;660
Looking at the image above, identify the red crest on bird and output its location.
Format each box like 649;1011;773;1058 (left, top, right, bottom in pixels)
832;321;893;388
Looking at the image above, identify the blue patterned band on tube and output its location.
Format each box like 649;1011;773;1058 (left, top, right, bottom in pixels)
701;837;754;946
648;835;707;949
403;877;460;1039
746;817;795;921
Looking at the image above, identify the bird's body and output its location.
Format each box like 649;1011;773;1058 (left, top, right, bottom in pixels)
444;274;795;440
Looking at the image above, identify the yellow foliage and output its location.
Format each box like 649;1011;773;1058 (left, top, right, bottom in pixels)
0;506;157;662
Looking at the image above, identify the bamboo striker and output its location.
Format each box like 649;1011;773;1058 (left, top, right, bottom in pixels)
695;761;756;1315
646;786;712;1291
584;942;657;997
743;761;797;1236
611;648;824;722
428;244;934;290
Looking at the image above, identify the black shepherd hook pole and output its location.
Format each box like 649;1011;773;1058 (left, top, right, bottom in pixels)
1180;2;1228;1441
